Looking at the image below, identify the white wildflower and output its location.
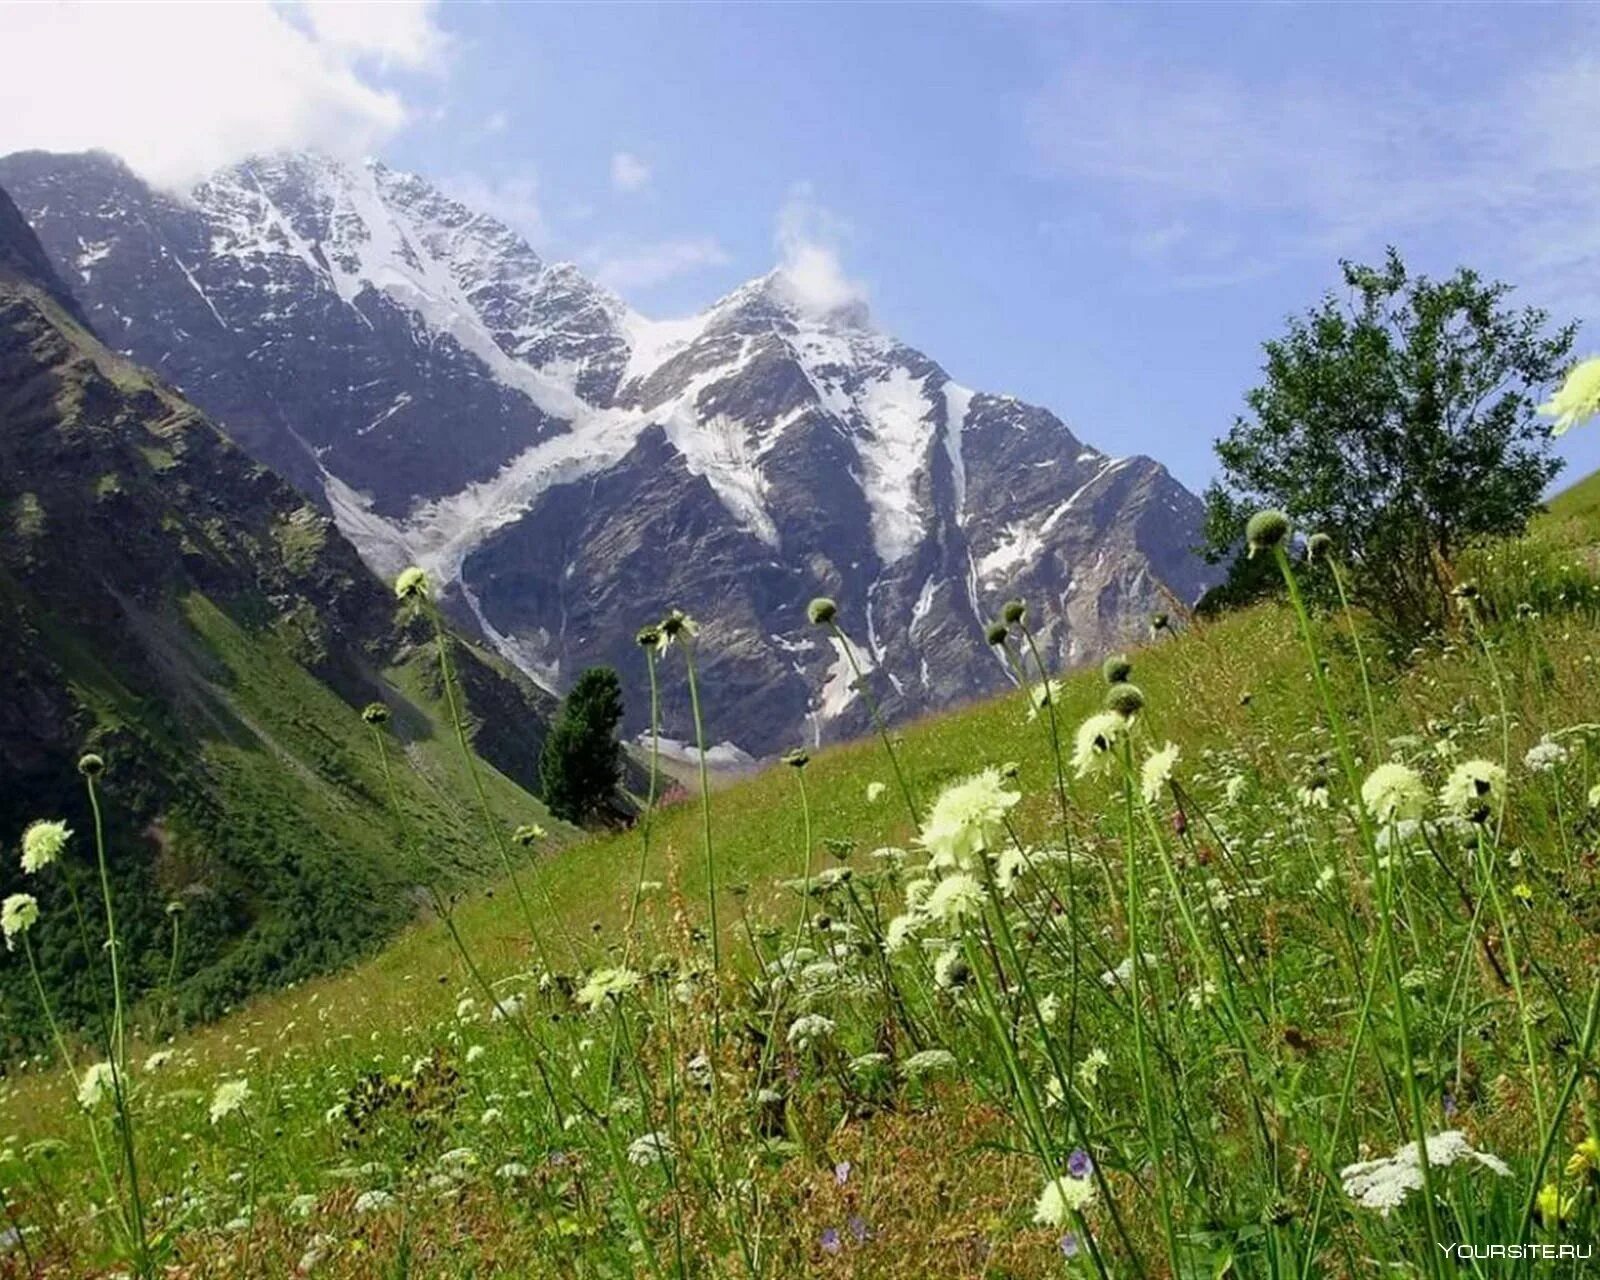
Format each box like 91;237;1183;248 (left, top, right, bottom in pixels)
209;1078;251;1124
924;873;985;924
786;1014;836;1049
1361;763;1428;823
1524;737;1568;774
919;768;1020;870
1339;1130;1510;1216
627;1131;674;1167
1033;1174;1097;1226
1071;712;1124;780
576;967;641;1011
1140;742;1180;804
21;820;71;874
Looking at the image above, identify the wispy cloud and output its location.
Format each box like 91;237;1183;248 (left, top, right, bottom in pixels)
772;184;867;317
0;1;449;190
610;151;652;193
587;236;730;290
1026;49;1600;305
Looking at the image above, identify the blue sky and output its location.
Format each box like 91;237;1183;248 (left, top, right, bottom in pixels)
4;2;1599;493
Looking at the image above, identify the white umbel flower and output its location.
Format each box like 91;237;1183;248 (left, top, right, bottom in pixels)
1524;737;1568;774
209;1078;251;1124
1339;1130;1510;1216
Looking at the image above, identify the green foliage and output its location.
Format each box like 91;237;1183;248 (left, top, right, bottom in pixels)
1204;248;1576;635
538;666;624;824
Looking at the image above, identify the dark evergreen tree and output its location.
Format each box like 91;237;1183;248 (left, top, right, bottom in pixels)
538;667;624;824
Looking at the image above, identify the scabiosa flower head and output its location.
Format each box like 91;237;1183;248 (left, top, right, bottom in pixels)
924;873;985;924
1140;742;1180;804
658;609;697;648
1246;509;1291;558
1150;611;1170;632
77;1061;116;1110
1104;682;1144;719
1027;679;1064;721
807;597;838;626
576;966;641;1010
919;767;1020;870
1067;1148;1094;1179
635;624;661;649
1539;355;1600;436
77;752;104;778
1;894;39;950
1072;711;1125;779
209;1078;251;1124
361;703;389;726
1001;599;1027;625
786;1013;836;1049
1101;654;1132;684
1297;780;1331;811
21;820;71;873
513;823;547;847
865;780;886;803
783;748;810;769
1305;532;1334;564
394;566;429;602
1440;759;1506;822
985;621;1009;647
933;947;972;991
1360;763;1428;824
1033;1172;1097;1226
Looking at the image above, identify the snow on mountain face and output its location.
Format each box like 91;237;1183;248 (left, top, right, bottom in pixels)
0;148;1217;755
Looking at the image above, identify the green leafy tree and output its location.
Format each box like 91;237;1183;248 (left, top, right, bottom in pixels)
1204;249;1576;635
538;666;624;825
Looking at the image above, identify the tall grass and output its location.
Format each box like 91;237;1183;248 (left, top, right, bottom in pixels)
4;515;1600;1277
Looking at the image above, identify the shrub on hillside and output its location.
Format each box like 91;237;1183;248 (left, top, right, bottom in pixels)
1203;248;1577;637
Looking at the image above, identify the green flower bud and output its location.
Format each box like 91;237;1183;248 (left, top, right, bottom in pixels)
1305;532;1334;564
1105;682;1145;718
807;597;838;626
77;753;105;778
985;622;1010;647
1000;599;1026;625
361;703;390;726
1101;654;1132;684
1245;509;1291;558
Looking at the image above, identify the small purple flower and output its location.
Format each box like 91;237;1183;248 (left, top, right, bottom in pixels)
1172;809;1188;837
847;1214;870;1243
834;1159;851;1187
1067;1147;1093;1179
820;1227;841;1255
1059;1231;1080;1258
548;1150;568;1167
1443;1091;1458;1119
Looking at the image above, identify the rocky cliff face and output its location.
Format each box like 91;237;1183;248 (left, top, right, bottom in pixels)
0;182;556;1043
0;149;1214;756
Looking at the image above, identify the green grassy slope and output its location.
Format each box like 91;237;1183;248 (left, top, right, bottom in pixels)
0;210;565;1051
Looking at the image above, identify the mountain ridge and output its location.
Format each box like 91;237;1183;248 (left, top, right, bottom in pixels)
0;147;1214;755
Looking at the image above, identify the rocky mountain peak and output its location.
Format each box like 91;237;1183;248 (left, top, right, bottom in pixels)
0;146;1216;755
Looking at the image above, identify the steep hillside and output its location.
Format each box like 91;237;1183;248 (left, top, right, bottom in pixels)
0;149;1213;756
0;183;560;1047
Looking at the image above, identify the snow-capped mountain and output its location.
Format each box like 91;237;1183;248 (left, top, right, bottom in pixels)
0;148;1213;755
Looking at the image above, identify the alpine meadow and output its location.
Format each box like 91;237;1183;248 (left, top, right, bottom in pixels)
4;5;1600;1278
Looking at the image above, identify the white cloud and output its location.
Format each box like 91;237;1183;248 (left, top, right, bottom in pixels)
441;173;546;243
1026;51;1600;303
610;151;652;193
0;1;448;190
588;237;730;291
484;111;510;135
772;184;867;317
